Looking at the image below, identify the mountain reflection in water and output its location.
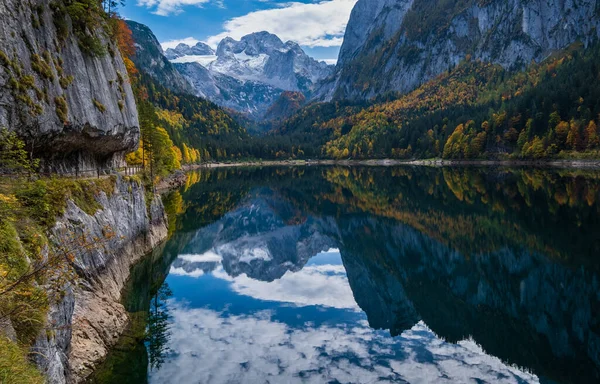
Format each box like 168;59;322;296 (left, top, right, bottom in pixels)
89;166;600;384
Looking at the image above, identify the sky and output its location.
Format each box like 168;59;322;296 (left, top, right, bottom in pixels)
121;0;359;63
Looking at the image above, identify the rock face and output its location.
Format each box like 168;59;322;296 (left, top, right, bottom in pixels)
172;31;333;119
317;0;600;100
32;176;168;383
0;0;139;173
126;21;194;95
165;42;215;60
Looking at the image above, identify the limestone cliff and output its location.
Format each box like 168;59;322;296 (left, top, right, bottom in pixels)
0;0;139;172
32;176;167;383
317;0;600;100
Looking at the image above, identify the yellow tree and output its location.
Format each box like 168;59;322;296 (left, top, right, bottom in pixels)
182;144;191;164
566;120;581;150
172;146;183;164
585;120;599;149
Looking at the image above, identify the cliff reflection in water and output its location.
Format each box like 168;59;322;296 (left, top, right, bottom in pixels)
90;166;600;384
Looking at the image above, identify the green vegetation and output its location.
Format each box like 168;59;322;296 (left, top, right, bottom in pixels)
59;75;74;89
54;96;68;123
30;53;54;81
0;129;39;175
15;177;116;227
92;98;107;113
51;1;127;57
0;336;44;384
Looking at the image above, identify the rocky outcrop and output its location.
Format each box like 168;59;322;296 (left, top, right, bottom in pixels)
32;176;168;383
317;0;600;100
0;0;139;173
126;20;194;95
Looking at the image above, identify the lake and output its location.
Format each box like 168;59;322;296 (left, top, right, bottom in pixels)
89;166;600;384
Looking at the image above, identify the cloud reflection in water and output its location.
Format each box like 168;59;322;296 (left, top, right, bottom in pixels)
151;304;538;384
157;249;539;383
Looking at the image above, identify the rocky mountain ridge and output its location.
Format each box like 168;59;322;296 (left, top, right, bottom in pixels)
316;0;600;101
126;21;194;95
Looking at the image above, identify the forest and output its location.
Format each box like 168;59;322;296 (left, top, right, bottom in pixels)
273;42;600;160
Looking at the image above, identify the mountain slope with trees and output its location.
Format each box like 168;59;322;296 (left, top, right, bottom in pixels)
274;42;600;160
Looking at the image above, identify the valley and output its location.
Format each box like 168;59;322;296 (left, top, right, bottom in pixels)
1;0;599;383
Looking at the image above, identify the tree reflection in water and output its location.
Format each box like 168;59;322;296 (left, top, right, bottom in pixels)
147;283;173;371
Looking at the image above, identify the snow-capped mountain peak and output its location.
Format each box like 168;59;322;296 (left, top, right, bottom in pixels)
172;31;334;120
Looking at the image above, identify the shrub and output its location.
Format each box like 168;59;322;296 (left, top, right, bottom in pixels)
54;96;68;123
59;75;74;89
92;98;106;113
30;53;54;80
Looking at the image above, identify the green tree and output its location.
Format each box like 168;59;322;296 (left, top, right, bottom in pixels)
138;101;181;181
0;128;39;174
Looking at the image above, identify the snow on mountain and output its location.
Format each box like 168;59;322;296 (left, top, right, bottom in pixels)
165;42;215;60
171;31;334;120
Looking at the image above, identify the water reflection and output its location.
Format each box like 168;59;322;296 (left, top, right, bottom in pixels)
90;167;600;384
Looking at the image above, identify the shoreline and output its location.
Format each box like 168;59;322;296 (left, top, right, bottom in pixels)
181;158;600;170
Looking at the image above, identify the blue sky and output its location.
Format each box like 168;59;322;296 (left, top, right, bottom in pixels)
121;0;358;62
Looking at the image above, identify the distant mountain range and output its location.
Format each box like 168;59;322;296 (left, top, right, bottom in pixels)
165;42;215;59
172;32;333;120
127;22;332;122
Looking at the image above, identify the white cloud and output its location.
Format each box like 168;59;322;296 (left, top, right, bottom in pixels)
205;0;358;48
169;267;205;277
160;37;201;50
212;264;359;309
178;251;222;263
150;306;540;384
137;0;211;16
